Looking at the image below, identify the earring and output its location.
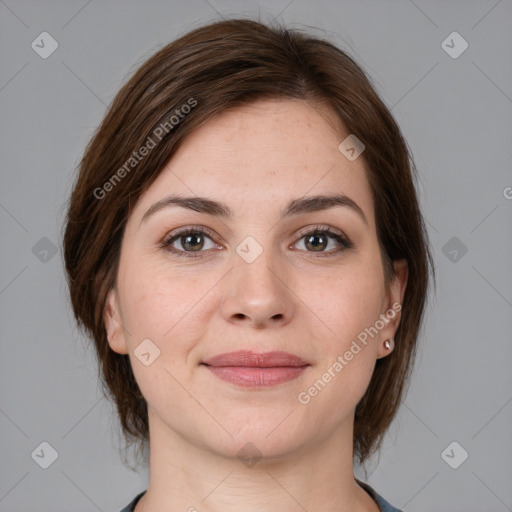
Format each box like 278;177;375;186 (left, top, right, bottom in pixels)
384;338;394;350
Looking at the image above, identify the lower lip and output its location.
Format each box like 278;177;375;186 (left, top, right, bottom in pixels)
203;365;308;387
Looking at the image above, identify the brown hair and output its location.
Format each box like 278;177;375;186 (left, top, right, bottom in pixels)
63;18;435;467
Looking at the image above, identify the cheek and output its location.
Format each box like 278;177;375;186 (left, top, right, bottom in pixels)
296;259;384;403
119;272;176;340
117;262;211;403
302;264;385;342
117;257;217;355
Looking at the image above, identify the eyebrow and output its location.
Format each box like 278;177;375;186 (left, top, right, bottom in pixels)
140;193;368;226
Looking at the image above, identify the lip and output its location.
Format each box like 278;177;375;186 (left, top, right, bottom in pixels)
202;350;308;367
201;351;310;388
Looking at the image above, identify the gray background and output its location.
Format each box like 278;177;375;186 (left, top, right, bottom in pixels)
1;0;511;511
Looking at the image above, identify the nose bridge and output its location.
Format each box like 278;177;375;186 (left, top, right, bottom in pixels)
220;238;294;327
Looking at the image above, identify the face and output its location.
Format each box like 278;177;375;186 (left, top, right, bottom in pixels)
104;99;407;460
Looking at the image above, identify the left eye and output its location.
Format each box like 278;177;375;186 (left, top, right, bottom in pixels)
293;230;351;253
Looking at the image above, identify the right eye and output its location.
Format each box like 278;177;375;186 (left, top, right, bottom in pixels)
161;226;222;258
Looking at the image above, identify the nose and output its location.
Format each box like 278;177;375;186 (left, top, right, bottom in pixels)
219;249;295;329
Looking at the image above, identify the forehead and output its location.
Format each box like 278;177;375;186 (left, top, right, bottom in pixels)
131;99;375;226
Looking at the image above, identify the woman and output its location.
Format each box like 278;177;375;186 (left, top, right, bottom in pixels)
63;18;434;512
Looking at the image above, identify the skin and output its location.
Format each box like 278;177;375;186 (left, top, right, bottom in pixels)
104;99;408;512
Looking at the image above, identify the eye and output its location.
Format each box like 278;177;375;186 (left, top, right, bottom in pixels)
161;224;353;259
293;225;353;256
161;226;220;258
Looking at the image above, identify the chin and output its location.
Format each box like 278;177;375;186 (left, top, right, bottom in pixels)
202;420;306;463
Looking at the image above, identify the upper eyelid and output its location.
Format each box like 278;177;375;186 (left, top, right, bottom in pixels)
295;224;346;238
164;225;218;241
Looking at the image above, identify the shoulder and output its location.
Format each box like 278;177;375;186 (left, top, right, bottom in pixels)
118;490;147;512
356;479;405;512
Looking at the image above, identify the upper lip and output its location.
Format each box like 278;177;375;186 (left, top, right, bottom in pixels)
202;351;309;367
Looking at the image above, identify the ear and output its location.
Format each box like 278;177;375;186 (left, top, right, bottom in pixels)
377;259;408;359
104;287;129;355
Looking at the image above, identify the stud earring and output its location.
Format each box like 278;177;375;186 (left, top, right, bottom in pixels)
384;338;394;350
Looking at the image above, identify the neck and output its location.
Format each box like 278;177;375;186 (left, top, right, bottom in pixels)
134;409;379;512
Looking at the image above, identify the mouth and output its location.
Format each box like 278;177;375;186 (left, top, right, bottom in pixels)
201;351;310;387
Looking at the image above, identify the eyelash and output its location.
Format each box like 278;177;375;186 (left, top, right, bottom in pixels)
161;224;353;259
